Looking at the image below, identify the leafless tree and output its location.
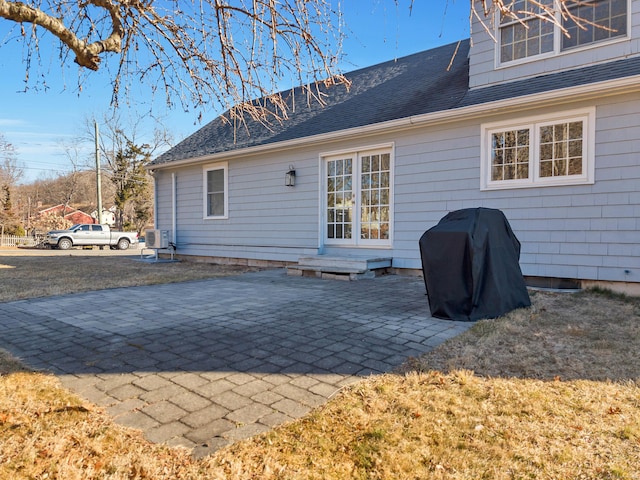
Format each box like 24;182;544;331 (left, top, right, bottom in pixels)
0;132;22;187
1;1;603;124
0;0;350;124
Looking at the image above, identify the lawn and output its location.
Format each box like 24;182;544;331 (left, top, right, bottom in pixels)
1;253;639;479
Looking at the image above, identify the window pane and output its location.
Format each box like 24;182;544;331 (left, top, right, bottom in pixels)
491;129;530;181
361;156;370;173
554;159;567;176
540;160;553;177
517;163;529;178
208;193;224;216
569;139;582;157
568;158;583;175
207;169;224;192
538;120;584;177
562;0;627;50
380;153;390;170
517;146;529;162
372;173;380;187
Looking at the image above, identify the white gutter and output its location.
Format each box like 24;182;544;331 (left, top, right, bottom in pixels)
148;74;640;171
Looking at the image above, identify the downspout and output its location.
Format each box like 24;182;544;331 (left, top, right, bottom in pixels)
152;171;158;229
172;172;177;250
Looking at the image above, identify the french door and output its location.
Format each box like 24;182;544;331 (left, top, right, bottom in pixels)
324;148;392;246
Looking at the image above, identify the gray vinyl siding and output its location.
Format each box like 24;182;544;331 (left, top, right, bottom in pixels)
155;92;639;283
154;149;323;262
390;94;640;283
469;0;640;88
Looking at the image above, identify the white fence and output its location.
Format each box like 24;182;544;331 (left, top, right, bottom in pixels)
0;234;46;248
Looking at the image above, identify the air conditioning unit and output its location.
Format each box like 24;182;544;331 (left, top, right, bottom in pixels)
145;229;169;249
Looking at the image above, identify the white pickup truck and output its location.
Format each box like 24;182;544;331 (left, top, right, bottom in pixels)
46;224;139;250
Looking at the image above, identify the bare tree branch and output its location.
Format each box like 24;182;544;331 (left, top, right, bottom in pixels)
0;1;612;123
0;0;347;123
0;0;124;70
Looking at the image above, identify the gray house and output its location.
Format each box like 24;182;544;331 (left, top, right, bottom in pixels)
150;0;640;294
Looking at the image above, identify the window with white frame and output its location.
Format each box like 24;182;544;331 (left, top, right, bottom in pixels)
562;0;627;50
203;162;228;219
499;0;555;63
481;109;595;190
499;0;628;64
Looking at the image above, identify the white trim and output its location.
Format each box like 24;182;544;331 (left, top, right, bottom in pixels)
148;75;640;173
319;142;395;159
202;161;229;220
481;107;596;190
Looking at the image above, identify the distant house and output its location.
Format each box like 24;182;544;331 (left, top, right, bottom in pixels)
90;207;116;226
149;0;640;294
38;204;95;225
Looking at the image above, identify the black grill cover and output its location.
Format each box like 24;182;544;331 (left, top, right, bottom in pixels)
419;208;531;321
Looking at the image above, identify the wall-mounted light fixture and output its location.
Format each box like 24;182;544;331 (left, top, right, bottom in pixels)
285;165;296;187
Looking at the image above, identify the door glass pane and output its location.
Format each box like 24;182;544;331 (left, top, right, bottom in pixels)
326;151;391;244
360;153;391;241
326;158;353;240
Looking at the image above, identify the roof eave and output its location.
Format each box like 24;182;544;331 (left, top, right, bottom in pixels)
147;74;640;172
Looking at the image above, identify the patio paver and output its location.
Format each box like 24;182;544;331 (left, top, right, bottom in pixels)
0;269;472;457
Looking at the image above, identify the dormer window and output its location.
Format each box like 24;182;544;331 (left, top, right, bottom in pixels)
562;0;627;49
500;0;555;63
499;0;628;65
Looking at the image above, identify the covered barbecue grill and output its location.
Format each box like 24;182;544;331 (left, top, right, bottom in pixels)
419;208;531;321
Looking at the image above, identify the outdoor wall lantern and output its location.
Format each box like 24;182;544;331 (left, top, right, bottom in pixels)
285;165;296;187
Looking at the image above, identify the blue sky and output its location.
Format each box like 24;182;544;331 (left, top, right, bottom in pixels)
0;1;470;183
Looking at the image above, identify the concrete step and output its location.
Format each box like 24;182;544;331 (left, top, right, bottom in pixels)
295;255;392;270
287;255;392;281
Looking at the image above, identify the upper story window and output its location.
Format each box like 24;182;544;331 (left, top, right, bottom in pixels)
499;0;628;64
562;0;627;49
481;108;595;190
203;162;228;219
500;0;555;63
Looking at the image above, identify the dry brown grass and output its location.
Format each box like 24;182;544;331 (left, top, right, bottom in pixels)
402;288;640;382
0;255;256;302
1;253;639;479
206;372;639;479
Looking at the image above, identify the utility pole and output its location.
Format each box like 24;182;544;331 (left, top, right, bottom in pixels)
95;120;103;225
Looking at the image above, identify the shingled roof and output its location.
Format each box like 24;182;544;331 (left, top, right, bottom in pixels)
152;38;640;166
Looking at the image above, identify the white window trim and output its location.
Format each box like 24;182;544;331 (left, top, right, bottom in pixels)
495;0;630;68
481;108;595;191
320;144;394;248
203;161;229;220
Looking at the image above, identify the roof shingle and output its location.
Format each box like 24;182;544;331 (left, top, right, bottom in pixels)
153;39;640;165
